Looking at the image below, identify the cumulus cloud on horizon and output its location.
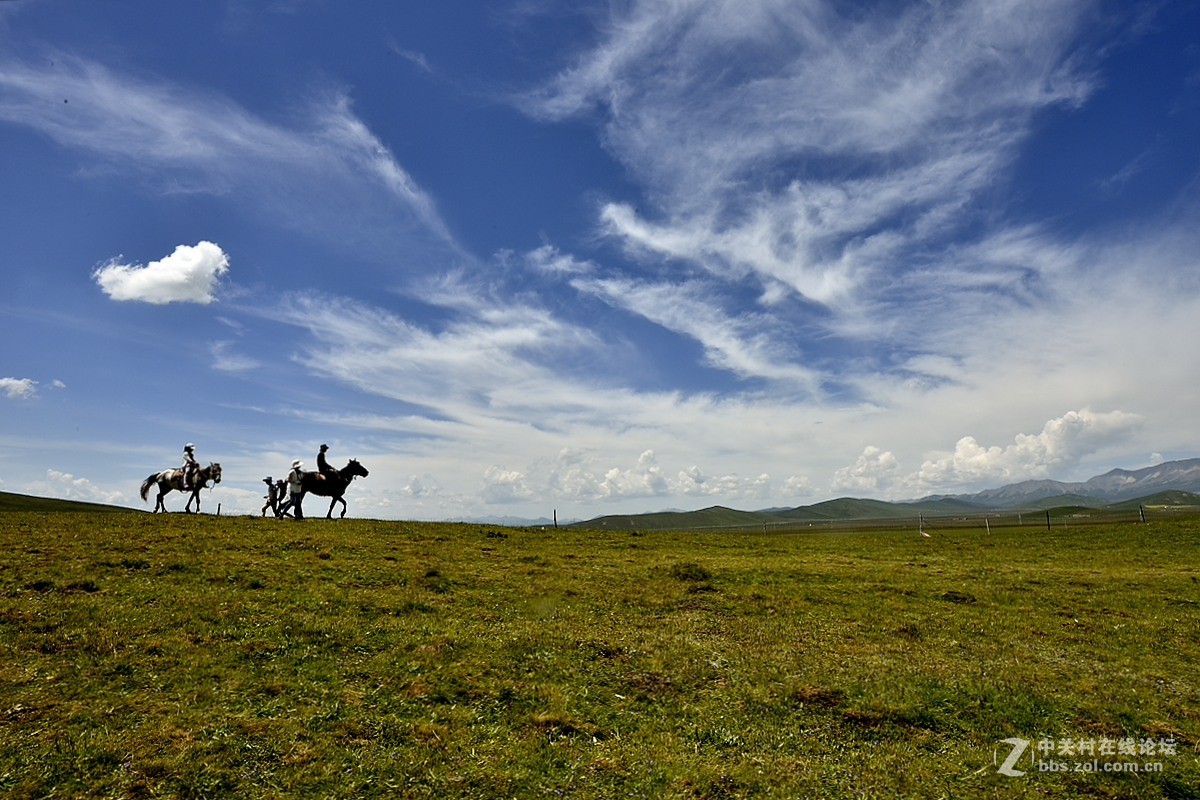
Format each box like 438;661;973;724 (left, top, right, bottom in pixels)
834;409;1145;497
28;469;125;506
93;241;229;304
481;448;786;506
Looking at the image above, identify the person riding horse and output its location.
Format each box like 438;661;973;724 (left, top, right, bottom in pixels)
317;444;339;483
182;443;199;490
299;456;369;518
140;460;222;513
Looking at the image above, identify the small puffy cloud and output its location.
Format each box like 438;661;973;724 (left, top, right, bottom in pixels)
832;446;899;493
481;465;535;503
0;377;39;399
676;465;772;500
399;475;439;498
600;449;671;499
782;475;814;497
94;241;229;304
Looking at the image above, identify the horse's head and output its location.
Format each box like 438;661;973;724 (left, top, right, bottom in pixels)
347;459;369;479
209;463;222;484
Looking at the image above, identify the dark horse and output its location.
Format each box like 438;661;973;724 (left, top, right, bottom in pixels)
140;463;223;513
299;459;369;519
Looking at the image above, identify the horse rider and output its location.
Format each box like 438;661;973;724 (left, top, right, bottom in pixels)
279;460;305;520
317;443;339;483
181;443;199;490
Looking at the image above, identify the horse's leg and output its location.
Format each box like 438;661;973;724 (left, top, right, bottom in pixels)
326;497;336;519
338;496;348;519
155;487;166;513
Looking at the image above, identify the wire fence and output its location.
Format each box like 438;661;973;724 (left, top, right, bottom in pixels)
634;505;1200;535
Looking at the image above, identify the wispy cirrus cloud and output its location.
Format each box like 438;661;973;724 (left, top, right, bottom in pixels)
0;52;458;258
572;272;820;388
524;0;1096;314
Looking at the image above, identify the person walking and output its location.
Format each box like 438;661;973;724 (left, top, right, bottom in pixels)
261;476;283;517
279;460;305;520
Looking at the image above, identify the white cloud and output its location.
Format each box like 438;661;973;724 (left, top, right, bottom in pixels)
29;469;125;506
0;54;458;260
481;465;536;504
524;243;596;276
94;241;229;305
782;475;814;498
210;341;260;373
524;0;1098;320
573;273;820;388
0;377;39;399
479;448;779;507
915;409;1143;488
599;449;671;499
828;409;1145;499
832;446;899;494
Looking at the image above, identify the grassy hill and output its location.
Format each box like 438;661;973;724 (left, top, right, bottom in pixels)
572;491;1200;531
1107;490;1200;510
0;490;140;514
575;504;778;531
1;512;1197;798
775;496;985;521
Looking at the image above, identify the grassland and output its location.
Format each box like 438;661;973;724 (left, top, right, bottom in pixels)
0;512;1197;799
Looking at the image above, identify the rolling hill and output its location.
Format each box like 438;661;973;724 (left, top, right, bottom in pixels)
568;458;1200;531
0;491;140;514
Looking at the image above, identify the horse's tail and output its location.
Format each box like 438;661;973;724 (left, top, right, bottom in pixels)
140;474;157;502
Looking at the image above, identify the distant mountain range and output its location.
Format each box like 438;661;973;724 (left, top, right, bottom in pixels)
568;458;1200;531
930;458;1200;506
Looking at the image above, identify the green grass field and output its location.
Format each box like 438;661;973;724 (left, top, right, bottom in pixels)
1;512;1197;798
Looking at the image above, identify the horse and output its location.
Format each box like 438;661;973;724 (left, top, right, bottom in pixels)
140;462;223;513
298;459;369;519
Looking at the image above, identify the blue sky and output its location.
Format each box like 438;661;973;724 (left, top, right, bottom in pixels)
2;0;1199;520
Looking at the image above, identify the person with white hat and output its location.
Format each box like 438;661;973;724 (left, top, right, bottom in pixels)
181;443;199;490
279;459;306;520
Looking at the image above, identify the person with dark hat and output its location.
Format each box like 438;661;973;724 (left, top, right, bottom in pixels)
317;443;338;483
